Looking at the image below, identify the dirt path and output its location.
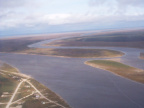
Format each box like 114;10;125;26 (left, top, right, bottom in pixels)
26;81;66;108
5;79;26;108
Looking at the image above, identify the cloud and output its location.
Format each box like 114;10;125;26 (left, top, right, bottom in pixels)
1;10;143;30
89;0;108;6
89;0;144;7
88;0;144;15
0;0;144;33
116;0;144;7
0;0;27;9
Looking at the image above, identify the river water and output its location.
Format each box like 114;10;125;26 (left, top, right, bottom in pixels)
0;36;144;108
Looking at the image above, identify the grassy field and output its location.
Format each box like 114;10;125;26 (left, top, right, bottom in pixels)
27;79;70;108
0;63;19;104
0;63;19;73
18;48;124;58
140;53;144;59
0;104;6;108
46;29;144;49
13;82;35;102
85;60;144;84
13;78;71;108
0;62;71;108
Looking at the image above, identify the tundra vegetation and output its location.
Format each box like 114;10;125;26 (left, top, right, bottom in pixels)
0;62;71;108
46;30;144;49
18;48;124;58
85;60;144;84
0;29;144;108
1;30;143;58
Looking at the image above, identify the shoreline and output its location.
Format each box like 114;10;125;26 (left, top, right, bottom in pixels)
43;44;144;50
0;61;71;108
0;48;125;59
84;61;144;85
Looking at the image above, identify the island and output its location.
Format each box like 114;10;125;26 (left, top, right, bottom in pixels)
17;48;124;58
85;60;144;84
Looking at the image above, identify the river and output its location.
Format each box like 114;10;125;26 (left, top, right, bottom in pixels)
0;36;144;108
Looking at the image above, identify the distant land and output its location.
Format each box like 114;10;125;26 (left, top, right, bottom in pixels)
1;27;144;38
45;29;144;49
0;28;144;108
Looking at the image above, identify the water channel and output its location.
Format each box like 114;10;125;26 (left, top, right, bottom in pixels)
0;35;144;108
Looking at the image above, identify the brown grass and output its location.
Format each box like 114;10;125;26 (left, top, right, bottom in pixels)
17;48;124;58
85;60;144;84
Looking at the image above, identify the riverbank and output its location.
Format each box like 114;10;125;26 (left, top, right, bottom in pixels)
0;61;71;108
14;48;124;58
1;48;144;108
1;29;144;108
45;29;144;49
85;60;144;84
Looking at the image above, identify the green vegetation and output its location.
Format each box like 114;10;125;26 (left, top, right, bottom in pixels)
23;99;49;108
12;78;70;108
0;74;18;94
0;104;6;108
85;60;144;84
19;48;124;58
0;29;143;58
0;63;19;73
140;53;144;59
0;62;71;108
22;99;62;108
13;82;35;102
0;64;19;107
28;79;70;108
0;64;19;101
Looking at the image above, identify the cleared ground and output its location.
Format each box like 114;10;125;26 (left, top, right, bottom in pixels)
85;60;144;84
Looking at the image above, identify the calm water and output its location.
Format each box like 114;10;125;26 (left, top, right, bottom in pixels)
0;37;144;108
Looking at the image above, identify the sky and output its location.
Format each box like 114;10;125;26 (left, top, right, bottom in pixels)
0;0;144;37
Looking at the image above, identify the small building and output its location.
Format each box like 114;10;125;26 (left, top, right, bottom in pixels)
3;92;9;95
25;85;30;88
36;94;40;99
41;101;46;104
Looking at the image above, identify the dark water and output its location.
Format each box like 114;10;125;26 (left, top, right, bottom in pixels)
0;36;144;108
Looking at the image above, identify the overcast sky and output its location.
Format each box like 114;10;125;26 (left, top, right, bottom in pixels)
0;0;144;36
